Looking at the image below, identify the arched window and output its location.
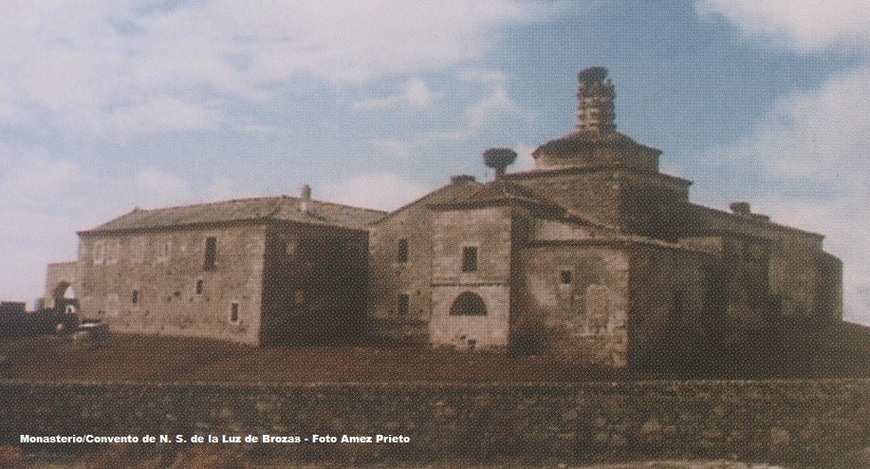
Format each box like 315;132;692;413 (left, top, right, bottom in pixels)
449;292;487;316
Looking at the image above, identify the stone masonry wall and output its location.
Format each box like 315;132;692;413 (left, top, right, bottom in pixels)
0;379;867;465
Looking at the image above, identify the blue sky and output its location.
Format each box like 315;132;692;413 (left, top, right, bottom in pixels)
1;1;868;324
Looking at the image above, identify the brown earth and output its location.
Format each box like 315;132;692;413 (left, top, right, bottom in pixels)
1;320;869;383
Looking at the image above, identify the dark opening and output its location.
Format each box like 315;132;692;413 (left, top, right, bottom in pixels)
397;238;409;263
449;292;487;316
230;302;239;323
195;279;204;295
560;270;573;284
461;246;478;273
204;237;217;270
397;294;410;316
131;290;139;304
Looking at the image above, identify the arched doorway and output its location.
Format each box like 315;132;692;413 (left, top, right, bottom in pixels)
449;292;487;316
51;282;78;313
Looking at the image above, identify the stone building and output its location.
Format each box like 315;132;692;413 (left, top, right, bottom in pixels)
68;192;383;345
48;67;842;367
368;67;841;367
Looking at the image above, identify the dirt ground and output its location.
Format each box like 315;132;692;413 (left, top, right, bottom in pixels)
1;323;869;383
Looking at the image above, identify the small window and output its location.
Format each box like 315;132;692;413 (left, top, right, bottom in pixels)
285;239;298;257
450;292;487;316
132;290;139;304
397;238;409;263
92;241;105;264
195;279;204;295
560;270;573;285
204;237;217;270
106;240;120;264
461;246;478;273
158;240;172;260
131;238;145;264
397;294;410;316
229;302;240;324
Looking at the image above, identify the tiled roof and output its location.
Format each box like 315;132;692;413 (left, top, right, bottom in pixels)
79;196;386;234
429;179;564;213
370;176;483;224
533;130;661;157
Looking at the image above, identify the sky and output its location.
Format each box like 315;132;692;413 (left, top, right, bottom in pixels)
1;1;868;324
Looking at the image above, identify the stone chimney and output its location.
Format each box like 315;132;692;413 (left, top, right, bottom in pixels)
730;201;751;215
577;66;616;133
300;184;312;213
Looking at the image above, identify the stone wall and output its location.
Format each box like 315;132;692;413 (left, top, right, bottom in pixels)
77;224;266;345
517;244;630;366
1;379;867;465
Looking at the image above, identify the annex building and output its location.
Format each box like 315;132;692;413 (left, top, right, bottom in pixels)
47;68;842;367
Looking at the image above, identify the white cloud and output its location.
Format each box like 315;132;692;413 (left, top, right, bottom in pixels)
0;1;562;138
206;177;255;202
321;172;431;211
459;68;509;84
105;96;224;137
353;79;439;110
134;168;189;206
707;66;870;324
466;84;532;129
697;0;870;55
371;138;416;159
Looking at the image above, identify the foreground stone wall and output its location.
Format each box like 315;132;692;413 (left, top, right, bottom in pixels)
0;379;867;464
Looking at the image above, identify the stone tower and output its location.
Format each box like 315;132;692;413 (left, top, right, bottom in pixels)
532;66;661;172
576;66;616;133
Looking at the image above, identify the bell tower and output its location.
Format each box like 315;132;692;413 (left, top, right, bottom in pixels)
576;66;616;133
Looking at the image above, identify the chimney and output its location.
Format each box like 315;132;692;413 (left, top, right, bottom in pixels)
729;201;751;216
300;184;312;213
577;66;616;133
483;148;517;180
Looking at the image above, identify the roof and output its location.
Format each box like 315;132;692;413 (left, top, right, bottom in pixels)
533;130;661;158
428;178;565;214
370;176;483;225
686;204;824;240
79;196;386;235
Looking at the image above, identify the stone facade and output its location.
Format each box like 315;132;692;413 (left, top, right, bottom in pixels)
50;67;842;366
73;195;382;346
366;67;842;367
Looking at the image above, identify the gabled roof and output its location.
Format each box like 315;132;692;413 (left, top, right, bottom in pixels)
79;196;386;235
429;178;565;214
370;176;483;225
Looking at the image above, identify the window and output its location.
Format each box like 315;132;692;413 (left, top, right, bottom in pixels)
204;237;217;270
106;240;120;264
131;238;145;264
449;292;487;316
195;279;204;295
285;239;298;257
92;241;105;264
229;302;240;324
461;246;478;273
560;270;573;285
131;290;139;304
157;240;172;261
397;294;410;316
397;238;409;263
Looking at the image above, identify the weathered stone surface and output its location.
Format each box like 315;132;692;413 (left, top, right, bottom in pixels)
2;379;867;465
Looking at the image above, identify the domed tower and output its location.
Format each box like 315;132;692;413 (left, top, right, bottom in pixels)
532;67;662;172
